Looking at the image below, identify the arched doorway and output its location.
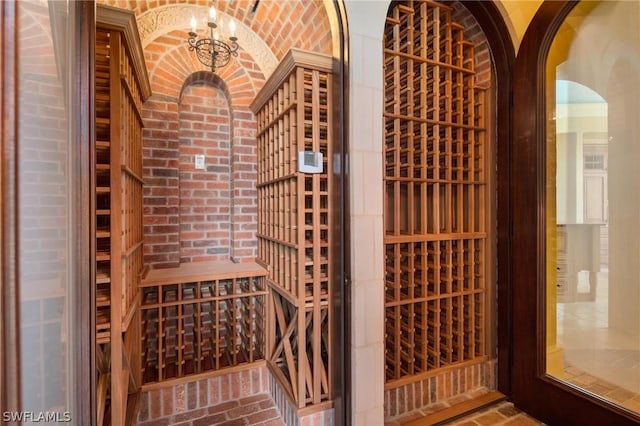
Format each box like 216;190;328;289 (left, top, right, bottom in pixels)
512;1;640;424
380;0;514;421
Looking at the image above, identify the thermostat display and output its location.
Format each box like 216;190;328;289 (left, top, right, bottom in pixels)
298;151;323;173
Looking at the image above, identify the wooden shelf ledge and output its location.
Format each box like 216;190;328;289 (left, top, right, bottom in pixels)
141;260;268;287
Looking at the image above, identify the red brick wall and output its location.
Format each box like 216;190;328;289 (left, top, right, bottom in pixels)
229;105;258;262
137;363;270;424
142;95;181;267
104;0;329;270
142;65;261;268
178;82;232;262
18;1;68;293
384;359;497;421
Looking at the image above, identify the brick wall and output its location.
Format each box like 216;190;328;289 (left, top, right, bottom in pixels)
18;1;68;295
384;359;497;421
136;363;270;425
111;0;331;270
269;372;335;426
142;66;261;268
143;94;181;267
179;82;232;262
136;363;336;426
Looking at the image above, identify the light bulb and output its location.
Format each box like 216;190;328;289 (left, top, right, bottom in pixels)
209;6;216;23
229;19;236;37
190;16;197;33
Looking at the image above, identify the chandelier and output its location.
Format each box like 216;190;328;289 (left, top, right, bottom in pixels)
188;6;239;73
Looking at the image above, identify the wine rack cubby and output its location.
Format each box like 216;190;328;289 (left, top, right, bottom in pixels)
139;262;268;384
94;5;151;424
383;0;489;384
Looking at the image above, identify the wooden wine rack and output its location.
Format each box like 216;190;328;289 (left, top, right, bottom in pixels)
95;5;151;425
251;49;333;409
140;261;267;384
383;0;488;383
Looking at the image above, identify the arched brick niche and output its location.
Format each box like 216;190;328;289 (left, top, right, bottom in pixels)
142;41;265;268
96;1;333;269
178;74;233;263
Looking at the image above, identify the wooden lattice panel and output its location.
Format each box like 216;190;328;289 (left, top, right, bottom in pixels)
383;0;488;383
251;49;333;409
119;32;145;328
139;262;268;383
94;5;152;425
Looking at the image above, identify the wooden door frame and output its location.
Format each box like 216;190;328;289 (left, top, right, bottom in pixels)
1;1;21;419
511;1;639;424
331;1;349;426
460;0;515;397
73;1;96;422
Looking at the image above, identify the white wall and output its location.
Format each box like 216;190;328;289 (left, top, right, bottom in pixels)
555;103;608;224
344;1;389;424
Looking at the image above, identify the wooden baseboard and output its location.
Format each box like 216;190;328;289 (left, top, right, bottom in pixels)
404;391;506;426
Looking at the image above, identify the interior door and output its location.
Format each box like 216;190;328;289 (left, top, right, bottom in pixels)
583;144;608;224
511;1;640;424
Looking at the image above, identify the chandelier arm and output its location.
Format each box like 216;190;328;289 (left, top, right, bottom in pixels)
186;21;239;73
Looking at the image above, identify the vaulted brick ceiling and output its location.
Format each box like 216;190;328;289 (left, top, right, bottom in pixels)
97;0;333;99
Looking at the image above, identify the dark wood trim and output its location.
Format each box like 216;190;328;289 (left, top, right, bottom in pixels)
0;0;21;421
459;0;515;397
511;2;640;424
330;2;349;426
72;1;96;423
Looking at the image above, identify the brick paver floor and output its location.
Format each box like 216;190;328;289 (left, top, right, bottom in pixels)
147;393;285;426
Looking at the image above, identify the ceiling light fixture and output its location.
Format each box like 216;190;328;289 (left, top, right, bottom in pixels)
188;6;239;73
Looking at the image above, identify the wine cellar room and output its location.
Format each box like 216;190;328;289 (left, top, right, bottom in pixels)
15;0;636;425
9;0;512;424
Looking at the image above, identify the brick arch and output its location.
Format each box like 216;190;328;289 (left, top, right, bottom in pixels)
179;71;231;104
144;29;265;106
97;0;333;60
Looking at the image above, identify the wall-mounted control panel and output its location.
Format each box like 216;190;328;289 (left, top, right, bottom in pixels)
298;151;323;173
195;154;205;170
